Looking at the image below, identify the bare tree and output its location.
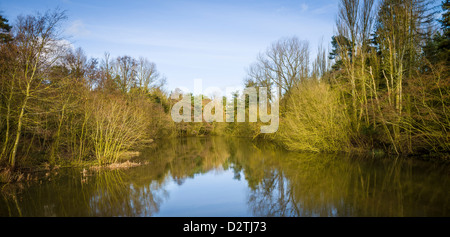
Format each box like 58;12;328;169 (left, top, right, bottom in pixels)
5;9;67;168
247;36;310;99
335;0;375;130
312;40;329;81
374;0;437;153
64;47;87;80
113;55;137;93
136;57;160;92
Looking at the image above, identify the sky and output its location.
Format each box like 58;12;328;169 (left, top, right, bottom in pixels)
0;0;339;94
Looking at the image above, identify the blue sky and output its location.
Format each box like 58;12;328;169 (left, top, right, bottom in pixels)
0;0;339;93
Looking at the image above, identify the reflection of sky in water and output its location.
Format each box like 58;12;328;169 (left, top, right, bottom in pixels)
154;167;250;217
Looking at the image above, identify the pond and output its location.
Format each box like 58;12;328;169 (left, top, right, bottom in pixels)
0;137;449;217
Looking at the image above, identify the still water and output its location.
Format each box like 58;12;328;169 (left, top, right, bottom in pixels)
1;137;449;216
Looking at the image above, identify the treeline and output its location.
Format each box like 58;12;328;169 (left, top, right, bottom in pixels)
244;0;450;155
0;10;176;171
187;0;450;156
0;0;449;172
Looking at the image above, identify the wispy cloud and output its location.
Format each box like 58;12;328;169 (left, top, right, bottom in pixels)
66;19;90;37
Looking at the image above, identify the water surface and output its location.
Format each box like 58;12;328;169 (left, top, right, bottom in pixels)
1;137;449;216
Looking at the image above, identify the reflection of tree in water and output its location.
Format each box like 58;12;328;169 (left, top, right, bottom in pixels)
0;137;232;216
1;137;449;216
83;137;232;216
142;137;231;183
0;168;170;216
86;170;169;216
232;146;450;217
247;170;297;216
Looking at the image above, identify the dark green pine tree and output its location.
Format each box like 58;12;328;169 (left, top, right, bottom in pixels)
438;0;450;64
423;0;450;68
0;14;12;44
328;35;352;72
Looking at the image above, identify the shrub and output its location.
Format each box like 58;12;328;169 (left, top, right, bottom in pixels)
277;81;351;152
90;94;150;164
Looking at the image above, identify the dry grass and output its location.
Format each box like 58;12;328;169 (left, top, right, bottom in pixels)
89;160;146;171
0;167;49;184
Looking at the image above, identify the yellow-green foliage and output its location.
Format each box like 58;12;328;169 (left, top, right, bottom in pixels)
277;81;351;152
228;121;261;138
402;67;450;153
90;95;151;164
